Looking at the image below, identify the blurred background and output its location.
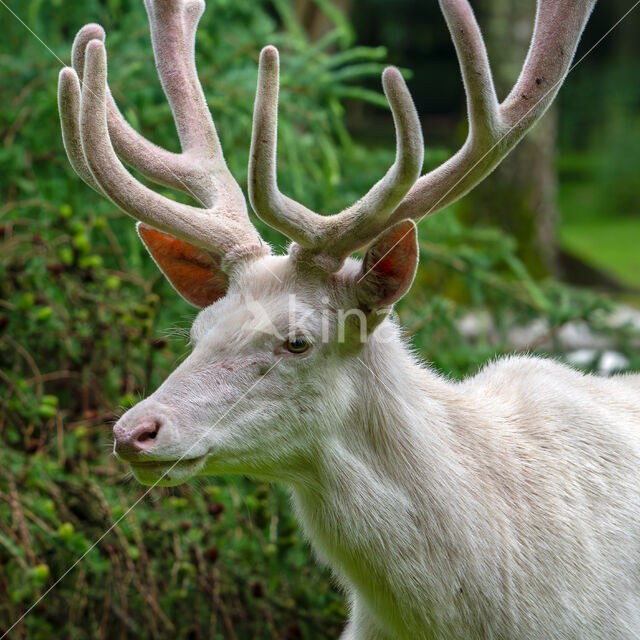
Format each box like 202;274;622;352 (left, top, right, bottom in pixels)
1;0;639;637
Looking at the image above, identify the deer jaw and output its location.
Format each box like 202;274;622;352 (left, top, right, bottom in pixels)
112;252;404;487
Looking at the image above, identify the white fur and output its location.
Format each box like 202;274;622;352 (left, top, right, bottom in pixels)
116;256;640;639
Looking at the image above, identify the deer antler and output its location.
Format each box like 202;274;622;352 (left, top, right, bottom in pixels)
60;0;595;271
389;0;597;224
248;0;596;270
58;0;267;262
249;46;424;271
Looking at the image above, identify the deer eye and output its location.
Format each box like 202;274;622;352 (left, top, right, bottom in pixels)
285;336;311;354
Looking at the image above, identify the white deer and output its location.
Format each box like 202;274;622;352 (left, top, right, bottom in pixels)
58;0;640;637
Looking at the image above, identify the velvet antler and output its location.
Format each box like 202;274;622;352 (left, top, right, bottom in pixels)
60;0;596;273
389;0;597;224
247;0;596;270
249;46;424;270
58;0;267;262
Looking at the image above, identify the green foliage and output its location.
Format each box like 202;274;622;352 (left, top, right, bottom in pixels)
0;448;345;638
1;0;639;638
556;57;640;287
401;212;640;378
559;60;640;219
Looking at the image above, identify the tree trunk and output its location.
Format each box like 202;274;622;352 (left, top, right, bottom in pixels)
459;0;559;277
295;0;353;42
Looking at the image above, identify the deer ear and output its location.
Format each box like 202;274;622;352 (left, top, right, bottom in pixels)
137;223;229;308
355;219;418;314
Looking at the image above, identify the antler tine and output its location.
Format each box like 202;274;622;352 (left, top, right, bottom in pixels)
438;0;500;141
390;0;596;224
143;0;222;159
248;46;329;250
249;46;423;268
59;66;103;194
66;22;191;197
502;0;595;131
74;39;264;259
322;66;423;263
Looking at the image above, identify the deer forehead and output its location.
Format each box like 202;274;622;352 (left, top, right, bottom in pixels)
189;255;343;345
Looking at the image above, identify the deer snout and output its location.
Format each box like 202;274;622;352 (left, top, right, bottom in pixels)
113;418;162;460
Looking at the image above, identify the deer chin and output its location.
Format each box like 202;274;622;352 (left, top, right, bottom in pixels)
128;455;207;487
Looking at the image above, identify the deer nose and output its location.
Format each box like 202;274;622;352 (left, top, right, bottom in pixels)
113;419;162;459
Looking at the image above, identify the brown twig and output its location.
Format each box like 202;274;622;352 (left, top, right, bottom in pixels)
0;524;29;572
0;369;28;404
6;475;36;566
4;336;43;402
98;566;113;640
25;370;80;385
514;315;586;354
102;218;129;273
0;490;55;538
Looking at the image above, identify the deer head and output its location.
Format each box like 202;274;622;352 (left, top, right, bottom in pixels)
58;0;595;486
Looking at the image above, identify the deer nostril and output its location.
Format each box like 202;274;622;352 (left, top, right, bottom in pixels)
136;422;159;443
114;418;164;458
130;420;162;451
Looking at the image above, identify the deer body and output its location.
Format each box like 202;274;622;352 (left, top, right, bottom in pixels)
292;334;640;638
114;256;640;639
55;0;640;636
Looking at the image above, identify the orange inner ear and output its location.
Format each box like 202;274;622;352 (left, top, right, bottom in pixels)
137;224;229;308
357;220;418;310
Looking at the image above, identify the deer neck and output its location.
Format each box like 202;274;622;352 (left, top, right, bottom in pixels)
289;329;462;631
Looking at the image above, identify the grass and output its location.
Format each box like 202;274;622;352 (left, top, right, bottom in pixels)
558;179;640;289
